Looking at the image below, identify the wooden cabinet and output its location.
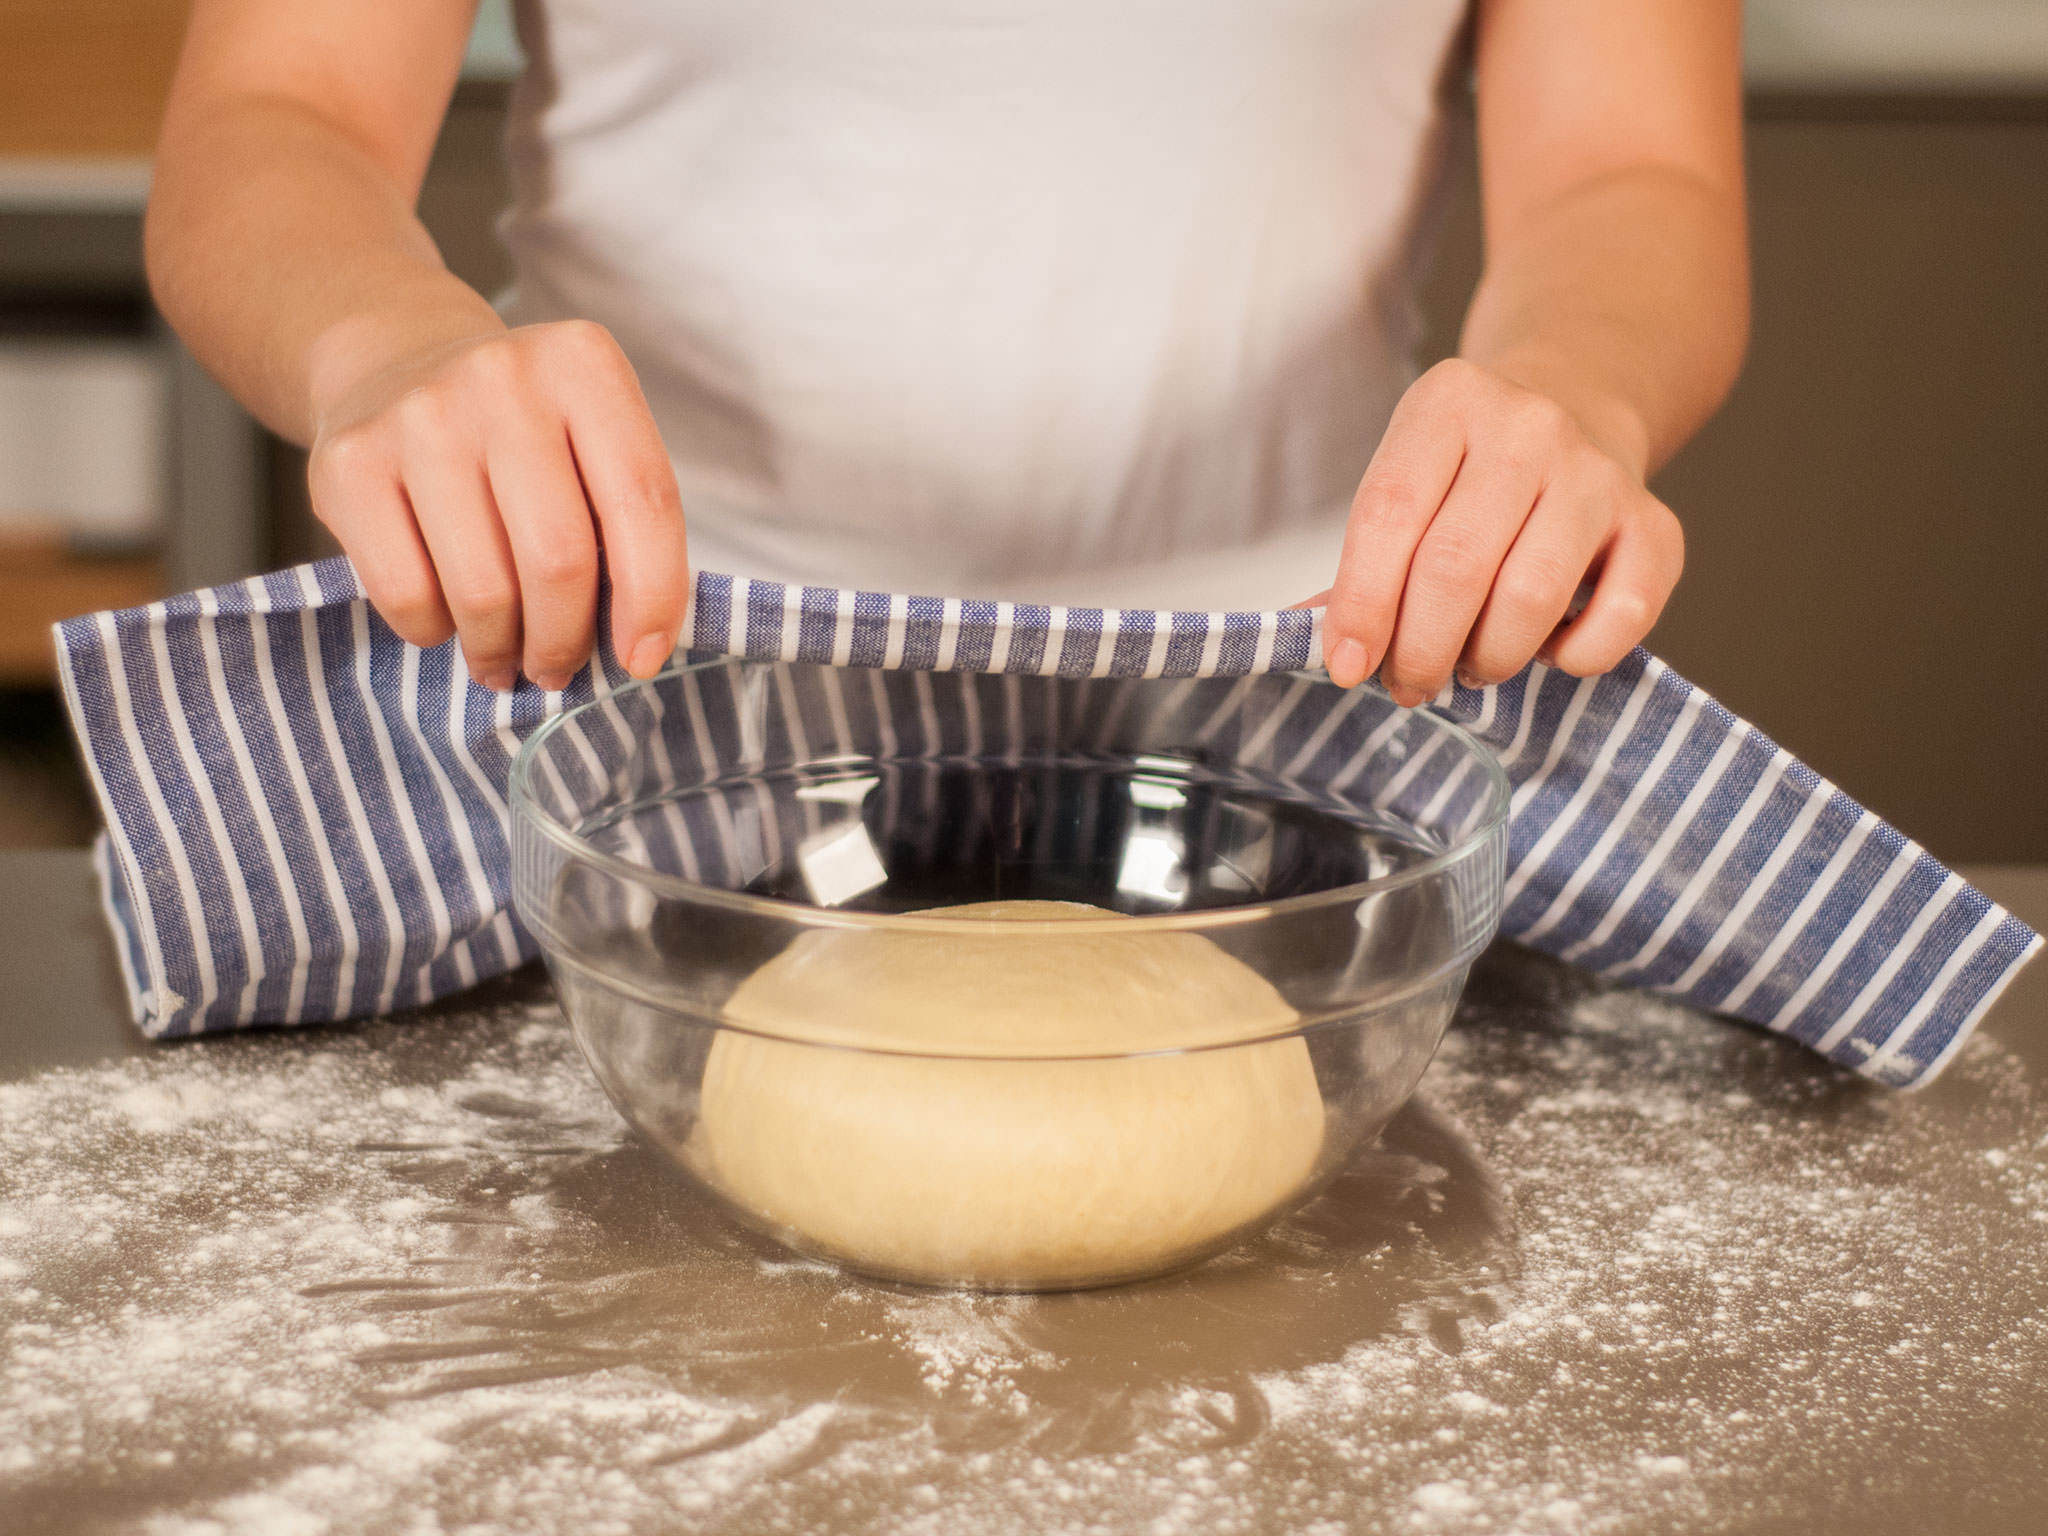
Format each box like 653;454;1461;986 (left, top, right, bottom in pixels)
0;5;268;685
0;0;189;157
0;2;185;684
0;532;159;684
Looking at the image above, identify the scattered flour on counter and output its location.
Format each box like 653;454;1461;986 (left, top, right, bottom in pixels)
2;953;2045;1535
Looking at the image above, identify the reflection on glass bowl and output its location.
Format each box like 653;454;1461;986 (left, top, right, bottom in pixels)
512;661;1509;1290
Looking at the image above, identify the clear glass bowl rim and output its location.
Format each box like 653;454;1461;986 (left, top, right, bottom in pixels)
510;658;1513;938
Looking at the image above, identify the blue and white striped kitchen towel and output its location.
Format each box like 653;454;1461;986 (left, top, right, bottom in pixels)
55;555;2039;1088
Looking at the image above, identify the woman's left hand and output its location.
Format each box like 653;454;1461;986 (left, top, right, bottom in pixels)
1314;357;1685;705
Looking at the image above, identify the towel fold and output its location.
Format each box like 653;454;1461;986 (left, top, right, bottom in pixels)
55;555;2039;1089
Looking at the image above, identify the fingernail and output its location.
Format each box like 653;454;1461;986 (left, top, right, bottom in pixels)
1455;668;1485;691
627;633;673;678
481;668;518;693
1328;637;1369;687
1534;647;1557;670
531;671;573;694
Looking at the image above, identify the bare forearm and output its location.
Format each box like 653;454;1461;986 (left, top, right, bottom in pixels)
1460;165;1749;482
144;0;688;687
145;95;501;444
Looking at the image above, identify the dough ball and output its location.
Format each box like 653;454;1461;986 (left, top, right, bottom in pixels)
689;901;1325;1288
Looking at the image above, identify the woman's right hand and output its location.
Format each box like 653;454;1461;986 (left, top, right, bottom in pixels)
307;318;690;692
149;3;684;689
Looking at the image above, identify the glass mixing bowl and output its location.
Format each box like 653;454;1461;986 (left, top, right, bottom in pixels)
512;659;1509;1291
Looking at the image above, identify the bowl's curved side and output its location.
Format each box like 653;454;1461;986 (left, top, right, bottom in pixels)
515;662;1510;1290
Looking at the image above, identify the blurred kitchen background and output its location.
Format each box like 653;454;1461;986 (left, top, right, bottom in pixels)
0;0;2041;859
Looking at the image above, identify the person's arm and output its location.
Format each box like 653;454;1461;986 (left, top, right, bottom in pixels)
147;0;688;691
1320;0;1747;703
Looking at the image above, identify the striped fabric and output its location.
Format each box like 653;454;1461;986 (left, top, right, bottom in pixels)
56;555;2039;1088
686;570;1323;678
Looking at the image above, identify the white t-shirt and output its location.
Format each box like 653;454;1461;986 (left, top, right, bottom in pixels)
499;0;1468;608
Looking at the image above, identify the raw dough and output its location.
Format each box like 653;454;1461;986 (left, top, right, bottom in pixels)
689;901;1325;1288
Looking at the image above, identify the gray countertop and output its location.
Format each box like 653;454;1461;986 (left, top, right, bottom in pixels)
2;850;2045;1535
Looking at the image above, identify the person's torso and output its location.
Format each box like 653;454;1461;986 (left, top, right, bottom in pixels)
501;0;1468;600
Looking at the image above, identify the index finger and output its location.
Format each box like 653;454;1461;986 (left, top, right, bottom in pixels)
554;327;691;678
1323;399;1467;688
